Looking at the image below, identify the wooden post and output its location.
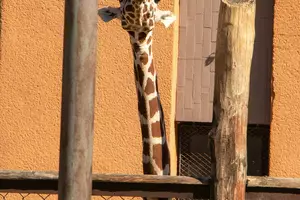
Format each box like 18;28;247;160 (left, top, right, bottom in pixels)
58;0;98;199
209;1;256;200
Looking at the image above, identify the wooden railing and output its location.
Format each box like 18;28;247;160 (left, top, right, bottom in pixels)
1;170;300;199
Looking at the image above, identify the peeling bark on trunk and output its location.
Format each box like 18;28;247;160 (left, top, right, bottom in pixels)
209;1;256;200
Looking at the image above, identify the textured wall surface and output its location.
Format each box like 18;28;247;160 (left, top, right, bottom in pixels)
176;0;273;124
176;0;218;122
270;0;300;177
0;0;178;175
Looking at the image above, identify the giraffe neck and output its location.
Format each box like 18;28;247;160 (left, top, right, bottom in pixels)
129;30;170;176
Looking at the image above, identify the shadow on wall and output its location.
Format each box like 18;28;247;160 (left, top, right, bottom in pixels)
202;0;274;125
248;0;274;125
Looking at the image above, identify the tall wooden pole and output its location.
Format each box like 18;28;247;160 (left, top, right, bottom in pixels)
58;0;98;199
209;1;256;200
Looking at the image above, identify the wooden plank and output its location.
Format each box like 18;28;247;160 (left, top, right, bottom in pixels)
0;170;208;184
246;193;300;200
247;176;300;195
0;170;57;180
0;170;209;198
3;170;300;188
1;171;300;198
209;1;256;200
247;176;300;189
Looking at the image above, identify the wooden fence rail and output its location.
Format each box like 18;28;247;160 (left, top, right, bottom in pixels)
1;170;300;199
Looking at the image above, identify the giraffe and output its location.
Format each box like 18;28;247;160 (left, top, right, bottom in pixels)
98;0;176;183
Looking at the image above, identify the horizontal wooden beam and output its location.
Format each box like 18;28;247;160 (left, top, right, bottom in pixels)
247;176;300;189
1;170;300;198
247;176;300;195
0;170;209;198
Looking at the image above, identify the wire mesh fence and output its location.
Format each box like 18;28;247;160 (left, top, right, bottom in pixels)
177;123;270;178
176;123;270;200
0;193;53;200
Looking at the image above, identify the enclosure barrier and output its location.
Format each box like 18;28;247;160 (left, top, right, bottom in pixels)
1;0;299;200
0;170;300;199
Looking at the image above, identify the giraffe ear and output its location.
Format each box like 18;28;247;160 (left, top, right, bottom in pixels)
98;7;121;22
154;10;176;28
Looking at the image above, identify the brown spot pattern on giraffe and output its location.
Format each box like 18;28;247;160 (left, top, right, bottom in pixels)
128;31;135;38
151;121;162;138
136;64;144;86
143;14;148;21
125;5;135;12
149;97;159;118
143;4;148;13
133;43;140;53
135;19;140;25
126;16;135;24
152;144;163;170
140;52;148;65
128;13;135;18
138;32;147;43
145;78;155;95
149;19;154;26
145;12;151;19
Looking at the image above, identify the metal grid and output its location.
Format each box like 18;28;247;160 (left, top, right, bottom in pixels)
0;193;53;200
177;123;270;178
178;123;212;178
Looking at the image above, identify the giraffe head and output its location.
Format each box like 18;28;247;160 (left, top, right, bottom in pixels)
98;0;176;33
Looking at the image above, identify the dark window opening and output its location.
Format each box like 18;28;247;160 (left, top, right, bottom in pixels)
177;122;270;178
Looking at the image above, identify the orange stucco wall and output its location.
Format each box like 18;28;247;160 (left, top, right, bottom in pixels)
0;0;178;176
269;0;300;177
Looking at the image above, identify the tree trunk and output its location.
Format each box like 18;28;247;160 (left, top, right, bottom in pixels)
209;1;256;200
